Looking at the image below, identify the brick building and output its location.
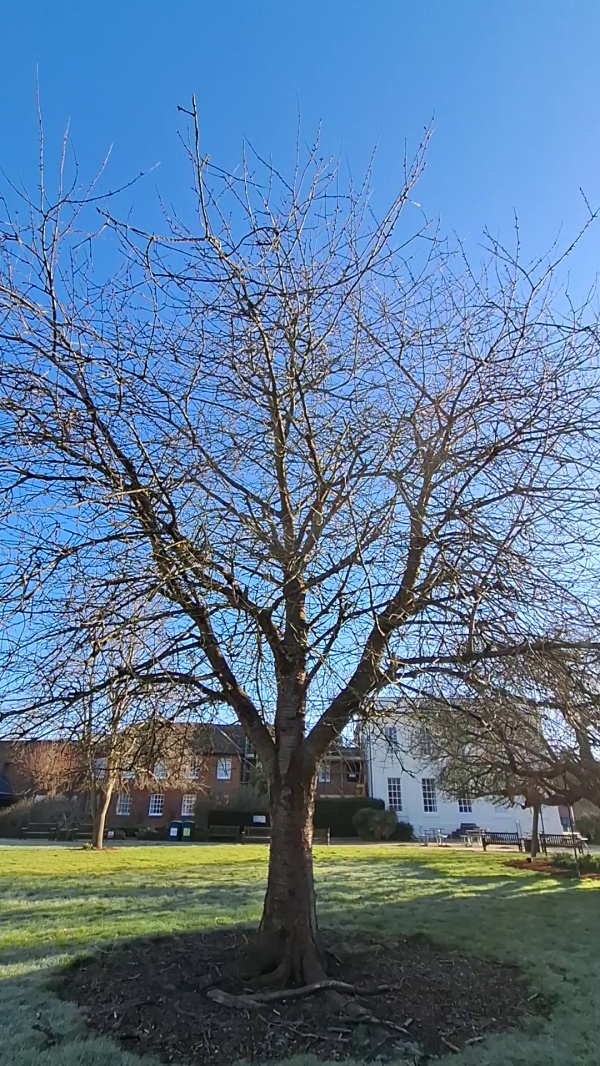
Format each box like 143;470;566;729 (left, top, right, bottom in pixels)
0;728;366;829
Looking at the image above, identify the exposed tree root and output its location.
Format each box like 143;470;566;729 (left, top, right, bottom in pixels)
207;979;394;1008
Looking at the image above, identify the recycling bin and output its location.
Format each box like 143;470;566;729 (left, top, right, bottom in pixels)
169;820;183;840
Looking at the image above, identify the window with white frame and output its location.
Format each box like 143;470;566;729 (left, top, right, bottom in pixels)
387;777;403;811
93;757;107;780
181;794;196;817
216;758;232;780
187;759;200;780
458;794;473;814
419;730;433;756
318;762;331;783
116;793;132;817
421;777;437;813
383;725;397;744
154;762;166;780
148;794;164;817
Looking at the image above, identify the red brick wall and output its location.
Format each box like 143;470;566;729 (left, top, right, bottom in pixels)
108;753;243;828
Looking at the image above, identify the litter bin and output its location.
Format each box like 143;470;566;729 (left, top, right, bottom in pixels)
169;820;183;841
181;820;194;842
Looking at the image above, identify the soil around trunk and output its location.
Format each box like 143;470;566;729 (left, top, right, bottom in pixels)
56;927;546;1064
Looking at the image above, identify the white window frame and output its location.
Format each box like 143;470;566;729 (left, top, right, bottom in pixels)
181;794;196;817
93;757;107;780
148;793;164;817
154;762;166;780
387;777;403;812
216;758;232;781
421;777;437;813
116;793;132;817
187;759;200;781
458;795;473;814
419;730;433;757
318;762;331;783
383;725;397;744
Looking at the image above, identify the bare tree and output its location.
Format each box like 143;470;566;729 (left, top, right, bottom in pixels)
410;649;600;856
9;588;198;849
1;102;600;981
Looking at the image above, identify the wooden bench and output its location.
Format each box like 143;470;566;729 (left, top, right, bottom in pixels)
526;833;588;855
208;825;241;842
242;826;331;844
481;831;523;851
243;825;271;842
19;822;58;840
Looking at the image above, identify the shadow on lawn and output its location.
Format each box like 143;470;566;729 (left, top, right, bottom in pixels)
0;856;590;975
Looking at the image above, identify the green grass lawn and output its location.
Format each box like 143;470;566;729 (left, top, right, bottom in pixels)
1;843;599;1066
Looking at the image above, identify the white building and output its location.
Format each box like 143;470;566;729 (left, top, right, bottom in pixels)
363;717;563;839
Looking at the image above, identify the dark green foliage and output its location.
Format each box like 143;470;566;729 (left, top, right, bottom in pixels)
391;820;415;842
352;806;400;840
369;808;399;840
551;851;600;875
352;807;378;839
573;813;600;844
314;797;384;836
0;796;87;837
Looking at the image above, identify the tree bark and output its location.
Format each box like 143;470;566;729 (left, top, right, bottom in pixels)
251;774;326;986
92;783;114;850
530;804;540;859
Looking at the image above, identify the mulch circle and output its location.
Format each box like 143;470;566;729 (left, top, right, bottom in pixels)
505;859;569;875
56;927;545;1064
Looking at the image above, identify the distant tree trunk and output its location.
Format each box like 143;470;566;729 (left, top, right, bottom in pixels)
530;804;540;859
92;783;114;850
252;772;326;985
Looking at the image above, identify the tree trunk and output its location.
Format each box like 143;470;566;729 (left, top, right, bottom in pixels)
252;775;326;986
530;804;540;859
92;784;113;850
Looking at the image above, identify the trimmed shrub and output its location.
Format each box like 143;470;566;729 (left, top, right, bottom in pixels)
392;820;415;842
352;807;378;839
353;807;414;841
551;851;600;875
0;795;86;838
369;808;399;840
573;813;600;845
136;825;167;840
314;797;384;837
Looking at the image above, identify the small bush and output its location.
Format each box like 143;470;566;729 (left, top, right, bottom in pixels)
0;795;86;837
352;806;399;840
315;797;384;836
551;851;600;875
392;820;415;842
352;807;378;839
136;826;163;840
573;813;600;845
370;808;399;840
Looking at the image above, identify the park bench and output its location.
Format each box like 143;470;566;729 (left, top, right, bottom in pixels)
481;831;523;851
243;825;271;842
19;822;58;840
242;825;331;844
208;824;241;842
525;832;588;855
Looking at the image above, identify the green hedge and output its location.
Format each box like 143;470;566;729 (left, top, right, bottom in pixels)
314;797;384;836
198;797;384;837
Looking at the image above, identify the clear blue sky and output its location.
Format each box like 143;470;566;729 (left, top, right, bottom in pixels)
1;1;599;295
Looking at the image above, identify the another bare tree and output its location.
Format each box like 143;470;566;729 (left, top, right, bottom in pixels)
410;649;600;856
1;103;600;980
